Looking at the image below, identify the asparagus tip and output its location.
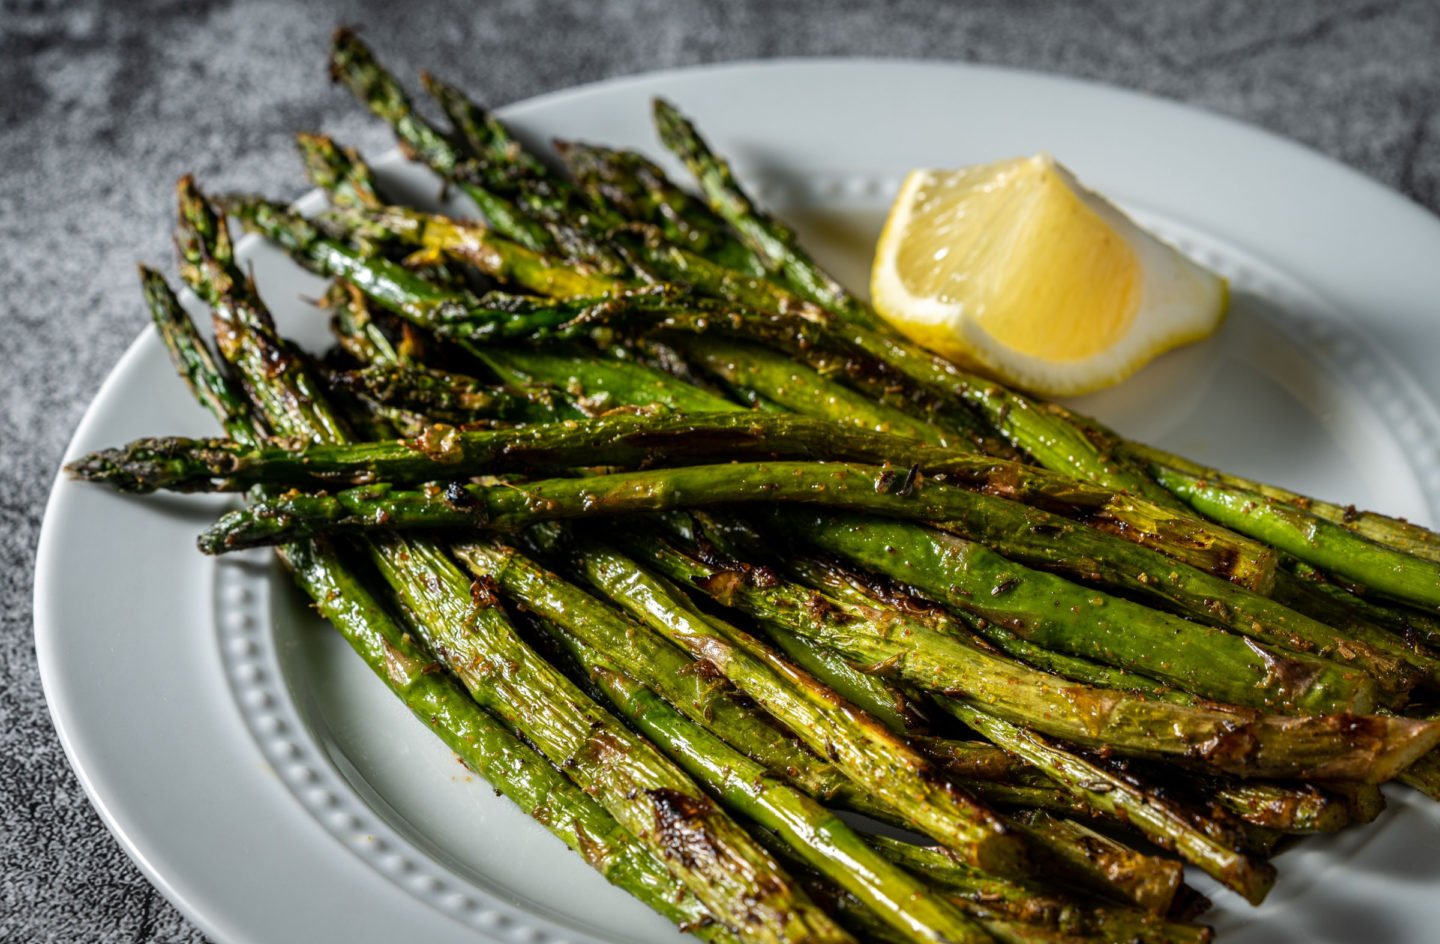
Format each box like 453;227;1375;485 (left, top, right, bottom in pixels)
63;450;133;488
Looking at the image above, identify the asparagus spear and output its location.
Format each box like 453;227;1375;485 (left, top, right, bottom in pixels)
296;132;385;213
1269;565;1440;688
140;415;1244;589
418;71;547;177
555;139;767;276
650;99;875;330
762;840;1087;944
1130;441;1440;564
677;335;1011;453
867;837;1211;944
1152;462;1440;609
327;362;577;424
1398;750;1440;800
190;461;1373;714
327;28;556;253
413;69;638;273
626;533;1440;780
530;612;994;944
779;511;1372;714
785;551;1200;702
943;704;1275;903
138;269;255;442
1004;813;1187;918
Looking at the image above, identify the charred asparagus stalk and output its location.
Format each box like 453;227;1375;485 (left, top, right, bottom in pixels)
624;531;1440;780
188;461;1375;714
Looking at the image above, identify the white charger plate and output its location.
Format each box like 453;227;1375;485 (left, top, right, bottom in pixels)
34;59;1440;944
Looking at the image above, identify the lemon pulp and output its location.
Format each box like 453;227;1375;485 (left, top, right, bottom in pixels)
871;155;1226;396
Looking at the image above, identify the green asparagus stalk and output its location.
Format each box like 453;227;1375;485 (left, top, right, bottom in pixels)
555;138;766;275
149;417;1262;591
776;511;1372;714
413;70;636;274
327;362;577;424
296;133;384;211
867;837;1211;944
786;553;1200;702
761;839;1087;944
139;268;256;443
627;533;1440;780
324;278;418;369
916;737;1350;834
417;71;548;177
650;99;876;330
190;462;1373;714
328;28;555;252
175;179;351;444
676;335;1006;452
943;704;1274;903
1151;462;1440;609
1269;565;1440;688
531;613;994;944
1398;750;1440;800
1010;812;1186;916
1180;775;1352;834
1129;441;1440;564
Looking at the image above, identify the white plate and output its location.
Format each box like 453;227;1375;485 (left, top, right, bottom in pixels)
35;60;1440;944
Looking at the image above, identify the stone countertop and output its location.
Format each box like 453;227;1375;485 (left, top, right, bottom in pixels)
3;1;1438;940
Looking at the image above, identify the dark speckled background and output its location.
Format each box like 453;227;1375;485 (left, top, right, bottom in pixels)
4;1;1440;940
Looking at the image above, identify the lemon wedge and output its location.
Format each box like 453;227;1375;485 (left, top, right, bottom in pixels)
871;155;1227;397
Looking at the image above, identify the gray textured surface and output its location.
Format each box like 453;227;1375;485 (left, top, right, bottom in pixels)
4;0;1440;940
